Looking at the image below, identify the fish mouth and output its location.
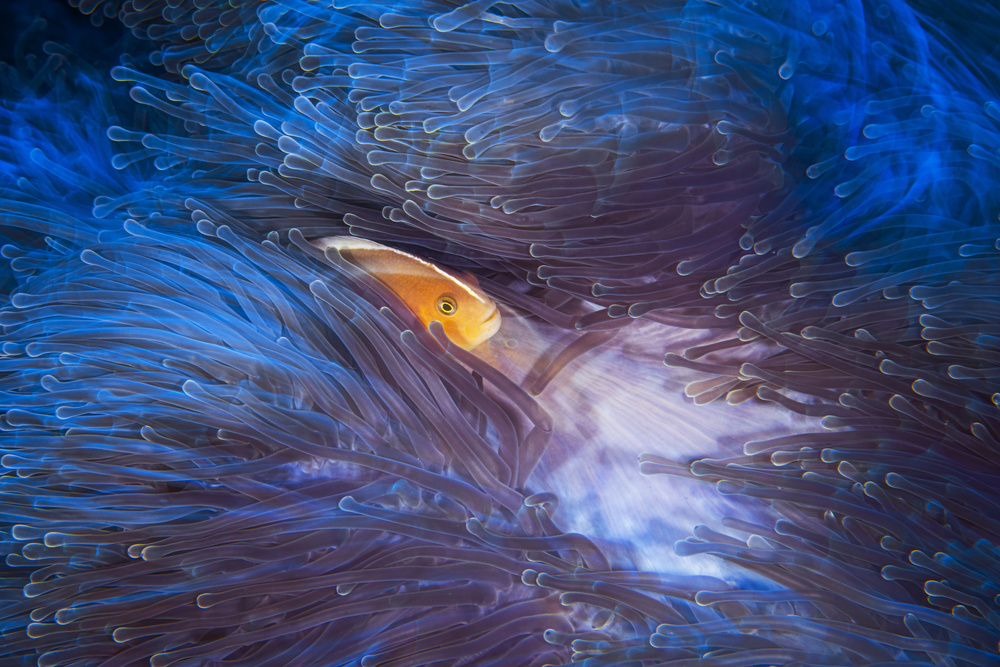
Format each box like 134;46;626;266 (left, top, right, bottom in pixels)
466;307;502;347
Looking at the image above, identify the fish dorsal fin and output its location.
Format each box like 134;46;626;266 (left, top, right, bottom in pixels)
313;236;486;302
461;271;480;288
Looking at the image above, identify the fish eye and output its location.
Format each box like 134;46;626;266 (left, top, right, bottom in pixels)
436;295;458;316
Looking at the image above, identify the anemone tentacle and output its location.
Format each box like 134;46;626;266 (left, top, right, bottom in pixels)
3;1;1000;666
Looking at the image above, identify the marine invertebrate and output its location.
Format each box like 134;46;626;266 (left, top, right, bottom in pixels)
2;0;1000;665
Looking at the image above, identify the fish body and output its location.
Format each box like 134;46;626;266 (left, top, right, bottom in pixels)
315;236;501;350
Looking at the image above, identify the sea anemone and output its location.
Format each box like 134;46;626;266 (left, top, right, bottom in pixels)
3;0;1000;665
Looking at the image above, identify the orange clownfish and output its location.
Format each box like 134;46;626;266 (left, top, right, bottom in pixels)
314;236;501;350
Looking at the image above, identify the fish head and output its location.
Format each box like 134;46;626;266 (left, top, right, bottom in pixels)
431;288;502;350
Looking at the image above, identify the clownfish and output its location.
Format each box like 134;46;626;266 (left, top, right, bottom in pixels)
314;236;502;350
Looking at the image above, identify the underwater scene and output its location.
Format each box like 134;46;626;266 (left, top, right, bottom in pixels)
2;0;1000;665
